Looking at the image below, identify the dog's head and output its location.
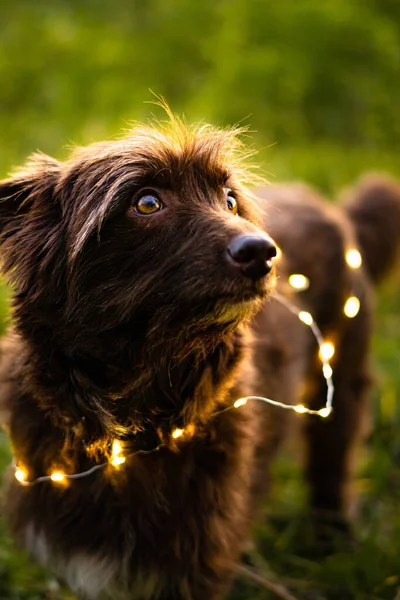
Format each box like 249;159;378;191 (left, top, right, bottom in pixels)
0;115;276;372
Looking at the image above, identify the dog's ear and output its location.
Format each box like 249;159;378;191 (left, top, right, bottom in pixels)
0;153;61;286
0;153;60;224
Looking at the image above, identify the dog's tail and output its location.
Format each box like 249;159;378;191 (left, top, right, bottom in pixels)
340;174;400;284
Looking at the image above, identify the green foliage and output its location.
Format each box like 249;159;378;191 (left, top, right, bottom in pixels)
1;0;400;177
0;1;400;598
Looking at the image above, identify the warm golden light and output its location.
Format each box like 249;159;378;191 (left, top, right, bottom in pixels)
294;404;308;414
288;274;310;291
275;246;282;260
111;456;126;466
11;287;341;488
344;296;360;318
112;440;123;456
234;398;248;408
298;311;313;326
50;471;66;482
319;342;335;361
172;428;184;439
318;407;332;418
345;249;362;269
15;468;27;483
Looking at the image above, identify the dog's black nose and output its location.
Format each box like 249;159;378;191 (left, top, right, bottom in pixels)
227;234;277;279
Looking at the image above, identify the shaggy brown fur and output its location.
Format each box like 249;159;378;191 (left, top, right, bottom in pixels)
254;177;400;516
0;111;399;600
341;174;400;283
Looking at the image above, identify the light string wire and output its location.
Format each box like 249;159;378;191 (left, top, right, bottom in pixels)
13;443;165;487
12;247;363;487
238;291;335;416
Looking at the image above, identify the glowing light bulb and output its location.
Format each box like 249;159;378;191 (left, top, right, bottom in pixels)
111;456;126;466
172;428;184;439
112;440;122;456
318;407;332;418
234;398;248;408
15;468;27;483
345;249;362;269
322;364;333;379
50;471;66;483
344;296;360;318
288;274;310;291
298;311;313;326
319;342;335;361
110;439;126;466
294;404;308;414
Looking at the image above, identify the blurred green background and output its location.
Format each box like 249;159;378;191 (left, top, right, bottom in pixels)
0;1;400;598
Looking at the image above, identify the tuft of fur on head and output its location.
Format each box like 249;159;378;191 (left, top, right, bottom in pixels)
340;173;400;283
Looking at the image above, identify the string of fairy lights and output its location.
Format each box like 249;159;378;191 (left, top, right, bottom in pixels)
12;247;363;487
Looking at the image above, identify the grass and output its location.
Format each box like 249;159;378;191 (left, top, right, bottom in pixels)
258;143;400;196
0;149;400;599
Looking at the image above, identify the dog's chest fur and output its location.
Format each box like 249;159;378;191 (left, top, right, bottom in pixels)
25;522;163;600
7;399;258;600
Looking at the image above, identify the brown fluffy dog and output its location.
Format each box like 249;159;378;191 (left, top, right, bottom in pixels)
0;114;399;600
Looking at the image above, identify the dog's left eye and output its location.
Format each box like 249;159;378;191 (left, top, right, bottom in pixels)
134;195;164;216
226;190;238;215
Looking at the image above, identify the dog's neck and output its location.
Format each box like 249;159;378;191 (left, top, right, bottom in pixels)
20;324;247;444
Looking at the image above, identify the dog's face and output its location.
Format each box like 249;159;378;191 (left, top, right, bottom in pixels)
0;118;275;360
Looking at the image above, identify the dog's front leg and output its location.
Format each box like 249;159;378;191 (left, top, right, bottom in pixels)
154;411;256;600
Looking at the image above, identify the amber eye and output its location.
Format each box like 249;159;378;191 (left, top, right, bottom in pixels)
134;194;163;215
226;191;238;215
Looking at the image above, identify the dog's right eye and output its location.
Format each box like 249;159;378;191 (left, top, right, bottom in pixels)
134;195;164;216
